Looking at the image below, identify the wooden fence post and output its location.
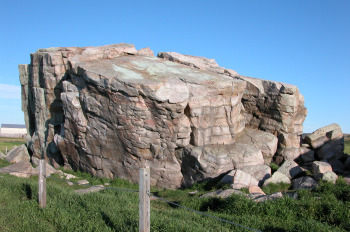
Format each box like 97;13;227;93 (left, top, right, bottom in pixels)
5;147;7;155
139;167;150;232
38;159;46;208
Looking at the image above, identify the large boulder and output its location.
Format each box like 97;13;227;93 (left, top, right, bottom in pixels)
235;128;278;164
5;145;30;164
304;123;343;150
19;43;308;188
179;143;265;187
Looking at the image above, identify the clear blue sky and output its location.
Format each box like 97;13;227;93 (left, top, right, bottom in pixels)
0;0;349;133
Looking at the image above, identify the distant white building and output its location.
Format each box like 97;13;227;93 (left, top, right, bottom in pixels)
0;124;27;138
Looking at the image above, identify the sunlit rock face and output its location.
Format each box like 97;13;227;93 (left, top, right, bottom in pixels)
19;43;306;188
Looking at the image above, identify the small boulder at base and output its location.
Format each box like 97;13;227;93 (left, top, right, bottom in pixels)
5;145;30;164
34;162;59;177
220;169;259;189
253;192;283;203
318;171;338;183
235;128;278;164
312;161;333;177
0;162;37;178
292;176;317;190
277;160;303;179
77;179;89;185
200;189;246;199
239;164;271;186
248;186;265;195
263;172;291;187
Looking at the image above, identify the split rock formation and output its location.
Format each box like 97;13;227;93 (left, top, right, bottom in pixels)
19;43;308;188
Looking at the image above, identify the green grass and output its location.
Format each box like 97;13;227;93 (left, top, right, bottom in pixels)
344;141;350;155
0;167;349;232
0;137;26;154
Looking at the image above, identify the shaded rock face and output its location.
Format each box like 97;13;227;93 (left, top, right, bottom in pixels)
19;43;307;188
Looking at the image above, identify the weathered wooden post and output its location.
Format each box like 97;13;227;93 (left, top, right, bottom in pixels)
139;167;150;232
38;159;46;208
5;147;7;155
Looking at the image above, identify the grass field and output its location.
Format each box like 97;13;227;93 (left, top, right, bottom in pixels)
0;137;26;154
0;137;349;231
0;160;349;232
344;141;350;155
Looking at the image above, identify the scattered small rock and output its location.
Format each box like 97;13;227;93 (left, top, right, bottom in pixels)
253;192;283;203
188;190;199;195
77;179;89;185
248;186;265;195
292;176;317;190
200;189;247;199
263;172;291;187
63;173;77;180
284;192;298;199
75;185;104;194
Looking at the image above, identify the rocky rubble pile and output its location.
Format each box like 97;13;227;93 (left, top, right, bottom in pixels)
17;43;348;189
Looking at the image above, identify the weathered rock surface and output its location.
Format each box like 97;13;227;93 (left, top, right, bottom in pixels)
34;162;59;177
304;123;343;149
75;185;104;194
292;176;317;190
200;189;246;199
312;161;333;177
253;192;283;202
220;169;259;189
5;145;30;164
248;186;265;195
236;128;278;164
276;160;303;179
19;43;308;188
159;52;307;163
318;171;338;183
0;162;37;178
239;164;271;186
263;172;291;187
